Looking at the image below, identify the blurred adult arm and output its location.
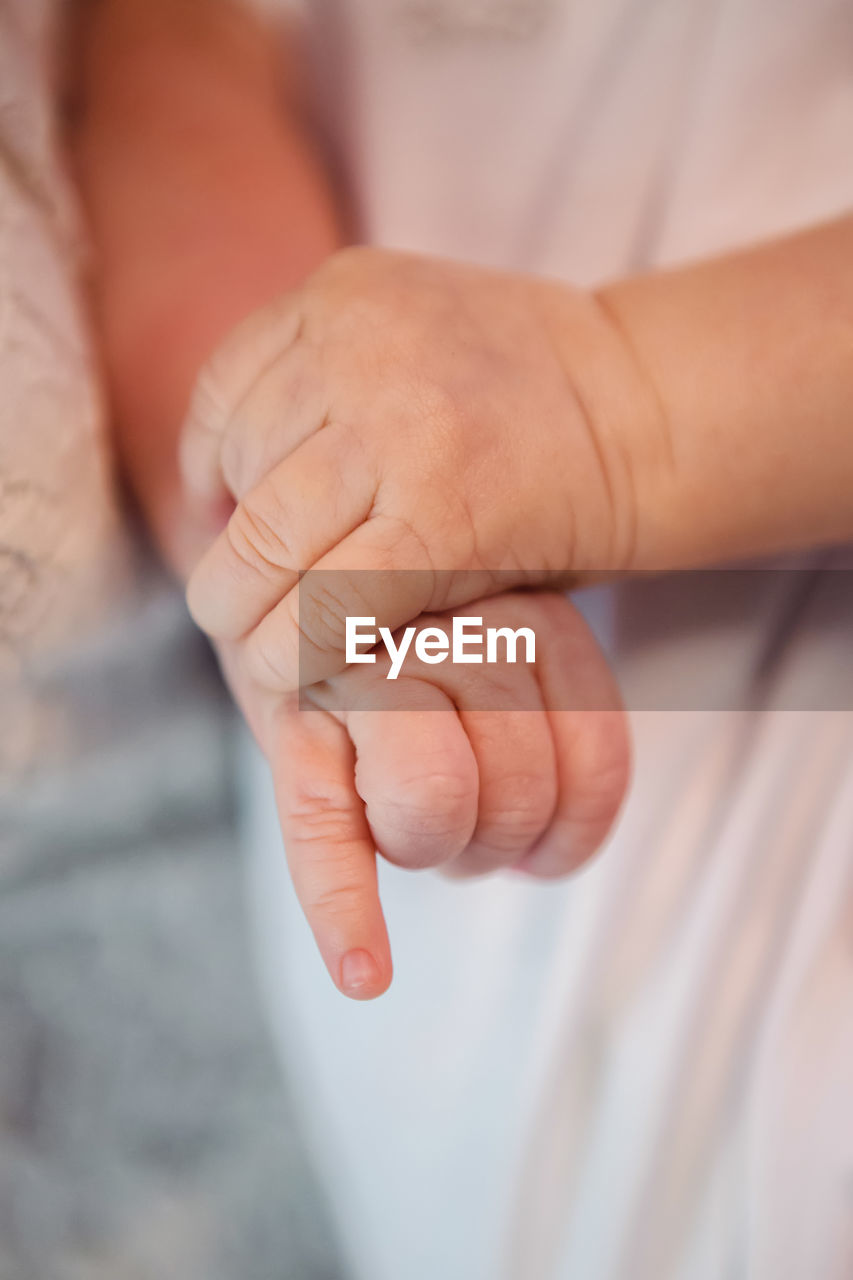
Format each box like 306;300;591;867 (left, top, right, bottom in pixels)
65;0;343;577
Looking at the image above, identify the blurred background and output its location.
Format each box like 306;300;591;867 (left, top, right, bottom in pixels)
1;556;344;1279
1;1;342;1274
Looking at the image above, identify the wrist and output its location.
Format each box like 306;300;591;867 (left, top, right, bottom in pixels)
535;279;676;574
595;221;853;570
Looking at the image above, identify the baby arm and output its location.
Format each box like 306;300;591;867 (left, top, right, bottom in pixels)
181;223;853;688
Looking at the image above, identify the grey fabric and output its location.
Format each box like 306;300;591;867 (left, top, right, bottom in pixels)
0;555;344;1280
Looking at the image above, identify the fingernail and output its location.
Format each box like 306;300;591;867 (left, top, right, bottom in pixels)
509;859;537;877
340;948;381;998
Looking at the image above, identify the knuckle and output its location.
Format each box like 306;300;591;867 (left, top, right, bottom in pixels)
298;578;352;655
287;799;366;915
364;514;438;580
227;492;293;577
303;878;365;919
220;423;252;498
193;332;256;424
518;718;631;878
245;613;297;692
481;775;555;848
308;249;415;349
288;781;355;836
570;714;632;839
581;758;630;833
324;244;378;278
187;363;229;439
388;769;472;830
369;771;475;867
306;246;378;312
180;371;229;498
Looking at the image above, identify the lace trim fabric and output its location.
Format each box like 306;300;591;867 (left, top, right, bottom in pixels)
0;0;131;772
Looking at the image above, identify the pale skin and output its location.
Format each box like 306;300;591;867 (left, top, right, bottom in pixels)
68;0;853;998
224;593;630;997
184;225;853;687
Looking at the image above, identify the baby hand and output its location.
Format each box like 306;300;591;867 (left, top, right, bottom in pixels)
222;591;629;1000
181;248;666;690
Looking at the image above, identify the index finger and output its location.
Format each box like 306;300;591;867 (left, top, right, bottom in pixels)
268;700;393;1000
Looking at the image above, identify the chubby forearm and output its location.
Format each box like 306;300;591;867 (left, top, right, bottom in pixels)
67;0;343;576
593;215;853;570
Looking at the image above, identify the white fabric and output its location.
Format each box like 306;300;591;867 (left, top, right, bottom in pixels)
240;2;853;1277
246;573;853;1280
